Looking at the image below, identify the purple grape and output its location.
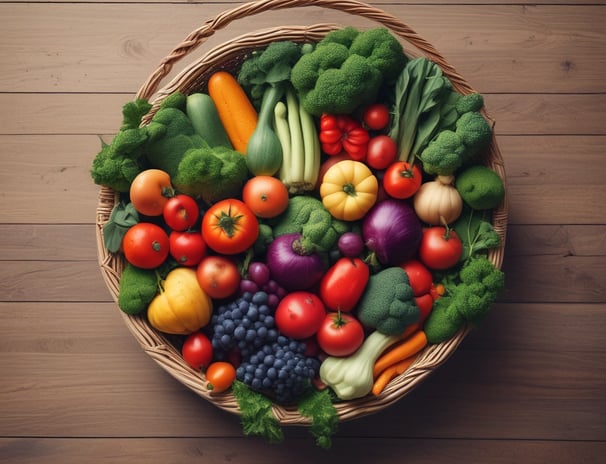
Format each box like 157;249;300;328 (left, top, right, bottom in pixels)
338;232;365;257
248;261;271;286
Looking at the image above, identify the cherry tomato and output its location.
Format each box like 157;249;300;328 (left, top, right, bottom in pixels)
275;291;326;339
196;255;240;299
163;194;200;231
366;135;397;170
383;162;422;199
362;103;391;131
316;312;365;357
205;361;237;393
129;169;174;216
400;259;433;296
319;257;369;311
419;226;464;270
202;199;259;255
414;293;434;323
242;176;289;219
182;332;213;370
122;222;169;269
169;230;207;267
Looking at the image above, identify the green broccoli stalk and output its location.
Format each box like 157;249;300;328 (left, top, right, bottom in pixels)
424;256;505;343
290;27;407;116
356;267;420;336
90;99;152;192
270;195;349;254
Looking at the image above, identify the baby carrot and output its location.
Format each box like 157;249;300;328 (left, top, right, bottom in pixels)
371;354;418;396
372;330;427;379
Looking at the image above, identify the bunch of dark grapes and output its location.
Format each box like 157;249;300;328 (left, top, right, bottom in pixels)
236;335;320;404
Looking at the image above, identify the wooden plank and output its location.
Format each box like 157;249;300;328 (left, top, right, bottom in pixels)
0;4;604;93
1;437;605;464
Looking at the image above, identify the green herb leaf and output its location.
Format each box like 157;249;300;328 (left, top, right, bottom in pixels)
102;201;139;253
297;388;339;449
232;381;284;444
121;99;152;131
453;206;501;262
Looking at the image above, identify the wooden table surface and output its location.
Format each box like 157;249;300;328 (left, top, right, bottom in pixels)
1;0;605;462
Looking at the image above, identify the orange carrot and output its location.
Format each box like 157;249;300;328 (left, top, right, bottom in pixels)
371;354;418;396
372;330;427;379
207;71;258;154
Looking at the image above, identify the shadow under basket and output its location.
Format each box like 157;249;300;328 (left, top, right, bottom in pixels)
95;0;508;426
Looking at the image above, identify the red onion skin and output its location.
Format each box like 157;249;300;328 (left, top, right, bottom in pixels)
362;199;422;266
265;233;325;291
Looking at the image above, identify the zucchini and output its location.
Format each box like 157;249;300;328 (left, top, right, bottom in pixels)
186;93;233;149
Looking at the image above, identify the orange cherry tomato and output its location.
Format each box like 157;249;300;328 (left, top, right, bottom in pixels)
201;199;259;255
129;169;174;216
205;361;237;393
242;176;289;219
196;255;240;299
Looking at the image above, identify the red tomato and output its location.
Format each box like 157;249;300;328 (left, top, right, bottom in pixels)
205;361;236;393
319;257;369;311
129;169;173;216
419;227;464;270
414;293;434;323
275;291;326;339
169;231;207;267
362;103;391;131
122;222;169;269
196;255;240;299
316;312;365;357
202;199;259;255
242;176;289;219
366;135;397;170
163;194;200;231
400;259;433;296
182;332;213;370
383;161;422;199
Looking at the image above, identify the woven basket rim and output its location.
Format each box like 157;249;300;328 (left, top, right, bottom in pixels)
95;0;508;426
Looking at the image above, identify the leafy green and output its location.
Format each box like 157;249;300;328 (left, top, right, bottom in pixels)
232;381;284;444
102;200;139;253
297;388;339;449
453;206;501;261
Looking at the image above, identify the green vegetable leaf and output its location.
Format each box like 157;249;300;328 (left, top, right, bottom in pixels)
453;206;501;261
102;201;139;253
297;388;339;449
232;381;284;444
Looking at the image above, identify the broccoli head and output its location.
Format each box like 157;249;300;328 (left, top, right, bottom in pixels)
356;267;420;335
290;27;407;116
455;111;493;158
117;263;160;315
454;92;485;115
424;256;505;343
172;145;248;205
418;130;466;175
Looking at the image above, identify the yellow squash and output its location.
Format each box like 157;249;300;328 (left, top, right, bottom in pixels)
147;268;213;335
320;160;378;221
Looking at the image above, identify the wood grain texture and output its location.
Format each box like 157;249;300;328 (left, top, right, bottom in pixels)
0;0;604;462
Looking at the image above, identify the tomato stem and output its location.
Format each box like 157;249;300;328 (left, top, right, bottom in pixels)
342;182;357;196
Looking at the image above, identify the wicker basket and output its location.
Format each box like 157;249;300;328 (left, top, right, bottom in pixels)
95;0;508;425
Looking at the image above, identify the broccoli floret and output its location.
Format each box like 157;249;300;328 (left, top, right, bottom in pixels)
455;92;485;115
356;267;420;335
455;112;493;158
456;165;505;210
117;263;159;315
238;40;303;108
172;145;248;205
90;99;152;192
290;27;407;116
271;196;349;254
424;256;505;343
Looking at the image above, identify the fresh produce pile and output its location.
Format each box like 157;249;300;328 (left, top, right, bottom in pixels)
92;26;505;447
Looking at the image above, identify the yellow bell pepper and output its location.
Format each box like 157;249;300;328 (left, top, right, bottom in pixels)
147;268;213;335
320;160;378;221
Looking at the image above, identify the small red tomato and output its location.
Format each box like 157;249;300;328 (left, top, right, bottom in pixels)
366;135;397;170
196;255;240;299
163;194;200;231
383;161;422;199
316;312;365;357
205;361;236;393
242;176;289;219
275;291;326;339
362;103;391;131
169;231;207;267
400;259;433;296
122;222;169;269
182;332;213;370
414;293;434;323
319;257;370;312
419;227;464;270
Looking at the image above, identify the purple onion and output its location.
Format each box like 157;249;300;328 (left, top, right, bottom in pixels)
265;233;325;291
337;232;365;258
362;199;422;266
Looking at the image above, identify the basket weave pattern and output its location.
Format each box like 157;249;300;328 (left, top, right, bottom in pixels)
95;0;507;424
